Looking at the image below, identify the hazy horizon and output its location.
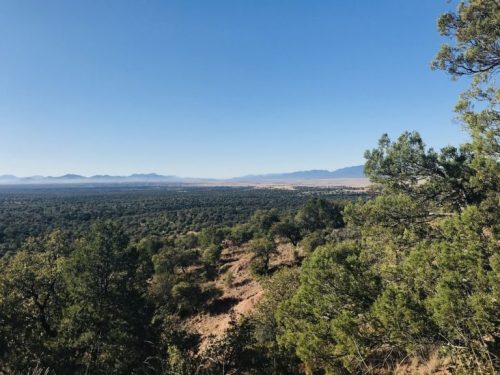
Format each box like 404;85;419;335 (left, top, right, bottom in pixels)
1;164;365;180
1;1;469;178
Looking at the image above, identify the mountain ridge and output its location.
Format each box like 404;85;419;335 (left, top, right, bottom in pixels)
0;165;365;185
230;165;365;181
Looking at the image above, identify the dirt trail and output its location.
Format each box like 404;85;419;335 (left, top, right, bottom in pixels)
187;244;263;346
186;242;300;351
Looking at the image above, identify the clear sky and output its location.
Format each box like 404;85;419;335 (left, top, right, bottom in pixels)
0;0;469;178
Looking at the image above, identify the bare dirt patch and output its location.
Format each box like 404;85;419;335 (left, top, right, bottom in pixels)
186;244;263;348
186;241;299;350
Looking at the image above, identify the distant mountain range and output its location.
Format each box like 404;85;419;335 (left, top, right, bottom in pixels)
231;165;365;181
0;173;181;184
0;165;365;185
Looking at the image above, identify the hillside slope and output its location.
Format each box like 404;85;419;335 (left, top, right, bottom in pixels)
186;242;298;350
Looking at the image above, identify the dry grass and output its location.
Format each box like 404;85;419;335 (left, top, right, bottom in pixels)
394;353;451;375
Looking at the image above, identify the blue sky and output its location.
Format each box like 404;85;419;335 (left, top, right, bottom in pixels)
0;0;469;178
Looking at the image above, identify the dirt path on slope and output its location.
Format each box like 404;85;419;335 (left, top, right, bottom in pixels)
186;244;263;349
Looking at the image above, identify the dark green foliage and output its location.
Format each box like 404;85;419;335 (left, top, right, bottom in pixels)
0;222;154;374
175;232;199;250
202;316;264;374
364;132;479;209
171;281;222;316
432;0;499;198
271;219;302;246
299;230;327;254
248;237;278;275
0;231;69;372
250;208;281;235
229;222;255;245
148;241;223;318
61;221;150;374
171;281;203;315
277;242;381;373
432;0;500;77
201;244;223;266
0;186;362;256
198;226;227;248
295;198;344;232
252;268;302;374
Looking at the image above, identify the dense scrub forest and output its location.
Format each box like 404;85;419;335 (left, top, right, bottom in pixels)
0;185;363;256
0;1;498;374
